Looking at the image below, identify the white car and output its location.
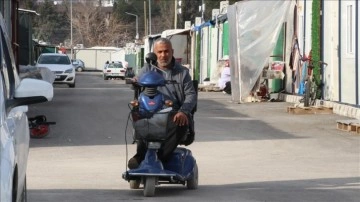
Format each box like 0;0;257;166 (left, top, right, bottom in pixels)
103;61;126;80
0;13;53;202
36;53;76;88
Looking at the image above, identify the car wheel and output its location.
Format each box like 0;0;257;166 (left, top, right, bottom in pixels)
20;177;27;202
68;82;76;88
76;67;83;72
12;172;27;202
12;172;17;202
104;75;108;80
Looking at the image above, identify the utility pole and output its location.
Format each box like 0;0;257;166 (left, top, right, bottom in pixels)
174;0;177;29
144;0;148;36
175;0;182;29
70;0;73;59
148;0;152;35
201;0;205;22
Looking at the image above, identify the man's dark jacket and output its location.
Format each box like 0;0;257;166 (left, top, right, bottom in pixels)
137;58;197;116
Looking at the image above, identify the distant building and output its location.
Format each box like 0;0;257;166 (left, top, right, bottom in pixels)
42;0;114;7
98;0;115;7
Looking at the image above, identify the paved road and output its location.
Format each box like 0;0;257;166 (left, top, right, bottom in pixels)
27;72;360;202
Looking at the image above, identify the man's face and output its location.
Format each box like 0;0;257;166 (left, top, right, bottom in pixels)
154;42;173;68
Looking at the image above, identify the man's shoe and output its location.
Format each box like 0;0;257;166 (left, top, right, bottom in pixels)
128;156;140;169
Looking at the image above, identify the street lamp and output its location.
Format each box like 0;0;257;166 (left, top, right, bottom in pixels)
200;0;205;23
175;0;182;29
125;12;139;40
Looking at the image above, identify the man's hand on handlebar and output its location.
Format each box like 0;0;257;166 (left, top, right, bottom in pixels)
173;111;188;126
130;77;141;88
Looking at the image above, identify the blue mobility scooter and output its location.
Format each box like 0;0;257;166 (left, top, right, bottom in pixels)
122;53;198;197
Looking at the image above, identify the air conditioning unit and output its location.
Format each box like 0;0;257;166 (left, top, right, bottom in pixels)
184;21;191;29
126;43;135;48
220;1;229;14
212;9;220;20
76;44;84;49
195;17;202;26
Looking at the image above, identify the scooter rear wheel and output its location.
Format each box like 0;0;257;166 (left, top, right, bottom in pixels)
187;163;198;189
143;177;156;197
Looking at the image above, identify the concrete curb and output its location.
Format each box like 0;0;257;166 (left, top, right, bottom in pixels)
279;94;360;120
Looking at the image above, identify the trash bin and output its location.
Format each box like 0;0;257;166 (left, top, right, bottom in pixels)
270;61;284;93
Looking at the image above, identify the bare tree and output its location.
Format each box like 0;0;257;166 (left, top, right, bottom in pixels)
151;0;175;33
101;15;133;46
65;1;132;47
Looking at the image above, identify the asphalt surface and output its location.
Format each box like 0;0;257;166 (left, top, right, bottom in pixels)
26;72;360;202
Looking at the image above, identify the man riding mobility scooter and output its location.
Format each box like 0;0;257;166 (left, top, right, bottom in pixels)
122;53;198;197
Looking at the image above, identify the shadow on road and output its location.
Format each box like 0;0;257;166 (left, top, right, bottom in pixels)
28;90;302;148
28;177;360;202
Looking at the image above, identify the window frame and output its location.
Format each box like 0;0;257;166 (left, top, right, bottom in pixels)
345;3;355;56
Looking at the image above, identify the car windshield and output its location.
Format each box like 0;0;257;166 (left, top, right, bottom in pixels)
108;63;123;68
38;55;71;65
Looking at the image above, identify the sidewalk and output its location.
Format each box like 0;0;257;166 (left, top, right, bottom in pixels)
280;94;360;120
199;91;360;120
197;91;360;138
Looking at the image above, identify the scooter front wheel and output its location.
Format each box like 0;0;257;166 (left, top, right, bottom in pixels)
143;177;156;197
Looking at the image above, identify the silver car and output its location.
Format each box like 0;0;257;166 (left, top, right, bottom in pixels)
72;59;85;72
0;13;54;202
36;53;76;88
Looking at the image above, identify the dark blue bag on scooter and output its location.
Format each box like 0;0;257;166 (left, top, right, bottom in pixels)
133;108;177;141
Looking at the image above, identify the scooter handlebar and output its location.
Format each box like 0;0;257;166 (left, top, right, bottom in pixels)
166;80;178;84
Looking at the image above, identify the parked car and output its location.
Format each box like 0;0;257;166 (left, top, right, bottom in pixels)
103;61;126;80
72;59;85;72
0;13;54;202
35;53;76;88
